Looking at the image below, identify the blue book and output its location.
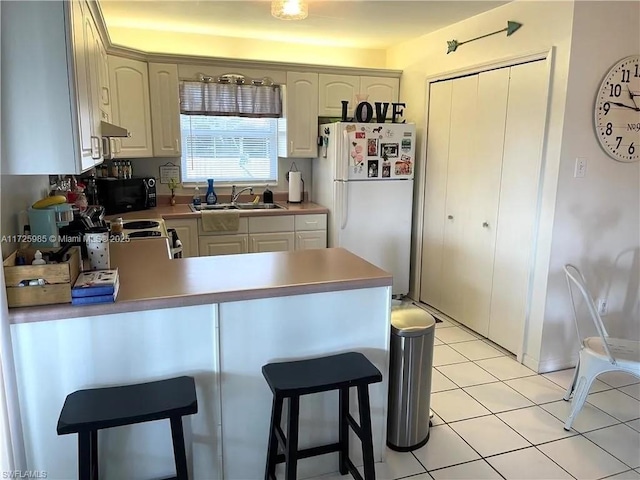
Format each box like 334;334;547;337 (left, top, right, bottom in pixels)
72;269;119;298
72;277;119;305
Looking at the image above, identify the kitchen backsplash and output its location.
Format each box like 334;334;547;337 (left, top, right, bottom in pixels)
117;157;313;197
1;174;50;258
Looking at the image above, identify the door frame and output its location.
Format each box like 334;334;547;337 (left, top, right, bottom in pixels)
411;47;555;362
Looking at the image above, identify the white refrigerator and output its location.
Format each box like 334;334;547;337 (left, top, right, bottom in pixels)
312;122;416;296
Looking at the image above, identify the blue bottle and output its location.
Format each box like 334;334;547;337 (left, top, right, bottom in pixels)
205;179;217;205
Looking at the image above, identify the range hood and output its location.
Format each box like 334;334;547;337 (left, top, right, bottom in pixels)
101;121;130;138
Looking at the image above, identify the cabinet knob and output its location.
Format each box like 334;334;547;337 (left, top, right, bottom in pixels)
175;139;179;152
447;215;454;220
482;221;489;228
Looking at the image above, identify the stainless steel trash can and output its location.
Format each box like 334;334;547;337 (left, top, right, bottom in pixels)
386;305;436;451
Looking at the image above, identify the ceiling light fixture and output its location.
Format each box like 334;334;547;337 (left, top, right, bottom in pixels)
271;0;308;20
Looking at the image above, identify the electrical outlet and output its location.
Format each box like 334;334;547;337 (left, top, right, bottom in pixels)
597;298;608;316
574;157;587;178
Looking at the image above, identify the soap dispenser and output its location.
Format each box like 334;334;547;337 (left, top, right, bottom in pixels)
205;179;217;205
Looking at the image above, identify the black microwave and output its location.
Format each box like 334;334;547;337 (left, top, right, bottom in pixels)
96;177;157;215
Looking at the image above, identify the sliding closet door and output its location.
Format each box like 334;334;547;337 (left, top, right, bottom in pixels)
439;75;478;320
462;68;510;336
489;60;548;353
420;81;453;309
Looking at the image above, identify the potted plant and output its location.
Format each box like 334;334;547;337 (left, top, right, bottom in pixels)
168;178;179;206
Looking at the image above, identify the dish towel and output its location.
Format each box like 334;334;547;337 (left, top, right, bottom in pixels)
201;210;240;232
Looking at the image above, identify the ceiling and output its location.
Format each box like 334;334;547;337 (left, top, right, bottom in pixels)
99;1;508;50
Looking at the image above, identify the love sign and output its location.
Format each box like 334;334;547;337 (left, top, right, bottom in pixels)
341;101;406;123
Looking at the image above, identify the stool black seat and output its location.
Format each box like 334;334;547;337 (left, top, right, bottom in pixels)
57;375;198;480
262;352;382;480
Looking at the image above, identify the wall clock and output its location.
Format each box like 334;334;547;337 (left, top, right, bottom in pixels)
594;55;640;163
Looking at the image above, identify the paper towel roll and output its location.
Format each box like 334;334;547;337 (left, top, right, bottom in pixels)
288;171;302;203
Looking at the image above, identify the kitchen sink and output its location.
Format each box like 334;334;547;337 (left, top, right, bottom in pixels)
190;203;285;212
235;203;284;210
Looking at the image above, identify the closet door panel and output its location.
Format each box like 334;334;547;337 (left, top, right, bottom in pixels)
462;68;510;337
420;81;453;309
440;75;478;322
489;60;548;353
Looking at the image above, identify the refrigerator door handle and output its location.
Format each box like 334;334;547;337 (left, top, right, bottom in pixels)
341;181;349;230
342;130;350;181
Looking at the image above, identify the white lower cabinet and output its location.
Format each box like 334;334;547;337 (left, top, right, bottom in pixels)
199;235;249;256
294;214;327;250
296;231;327;250
196;213;327;257
164;218;199;258
250;232;295;253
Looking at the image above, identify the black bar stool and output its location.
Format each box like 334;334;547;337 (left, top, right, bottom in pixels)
57;376;198;480
262;352;383;480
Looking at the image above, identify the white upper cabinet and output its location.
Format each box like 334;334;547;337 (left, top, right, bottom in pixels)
98;40;111;122
318;74;400;118
318;74;359;117
281;72;318;158
108;56;153;158
149;63;181;157
360;77;399;108
1;0;104;174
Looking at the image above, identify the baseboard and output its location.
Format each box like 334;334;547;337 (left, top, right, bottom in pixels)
535;355;578;374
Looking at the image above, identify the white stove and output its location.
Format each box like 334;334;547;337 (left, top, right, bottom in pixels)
121;218;168;240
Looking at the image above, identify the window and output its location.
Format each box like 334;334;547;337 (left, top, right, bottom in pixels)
180;115;279;184
179;78;283;184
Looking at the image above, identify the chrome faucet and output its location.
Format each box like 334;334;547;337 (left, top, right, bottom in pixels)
230;185;254;204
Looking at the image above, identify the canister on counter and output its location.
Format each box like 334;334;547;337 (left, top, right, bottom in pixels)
85;227;110;270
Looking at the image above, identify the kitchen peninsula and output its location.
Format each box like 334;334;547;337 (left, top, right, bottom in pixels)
9;240;393;479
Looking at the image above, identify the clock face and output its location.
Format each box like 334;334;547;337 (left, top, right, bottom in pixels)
594;55;640;163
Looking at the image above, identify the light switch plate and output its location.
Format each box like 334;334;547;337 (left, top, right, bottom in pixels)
574;157;587;178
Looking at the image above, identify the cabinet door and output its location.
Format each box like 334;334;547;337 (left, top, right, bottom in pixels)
71;0;98;171
283;72;318;158
249;233;295;253
164;219;199;258
295;231;327;250
318;74;359;117
108;56;153;158
149;63;181;157
439;74;478;323
488;60;548;354
98;39;111;122
462;68;509;337
198;234;249;257
420;80;452;310
360;76;399;118
84;8;102;163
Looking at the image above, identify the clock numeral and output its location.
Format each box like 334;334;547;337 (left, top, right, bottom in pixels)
603;102;610;115
609;84;622;97
621;69;631;83
606;123;613;135
616;136;623;149
635;64;639;78
630;142;635;155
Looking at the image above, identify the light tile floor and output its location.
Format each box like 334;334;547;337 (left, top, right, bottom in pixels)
309;312;640;480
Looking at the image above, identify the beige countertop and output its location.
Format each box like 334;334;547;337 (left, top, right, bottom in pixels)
106;202;328;221
8;241;392;324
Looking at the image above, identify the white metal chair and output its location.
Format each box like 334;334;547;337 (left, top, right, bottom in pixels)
562;264;640;430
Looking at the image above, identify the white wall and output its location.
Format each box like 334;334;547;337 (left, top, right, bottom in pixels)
386;0;575;370
0;175;50;258
538;1;640;371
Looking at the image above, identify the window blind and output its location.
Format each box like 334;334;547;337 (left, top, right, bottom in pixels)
180;115;278;183
179;81;282;118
